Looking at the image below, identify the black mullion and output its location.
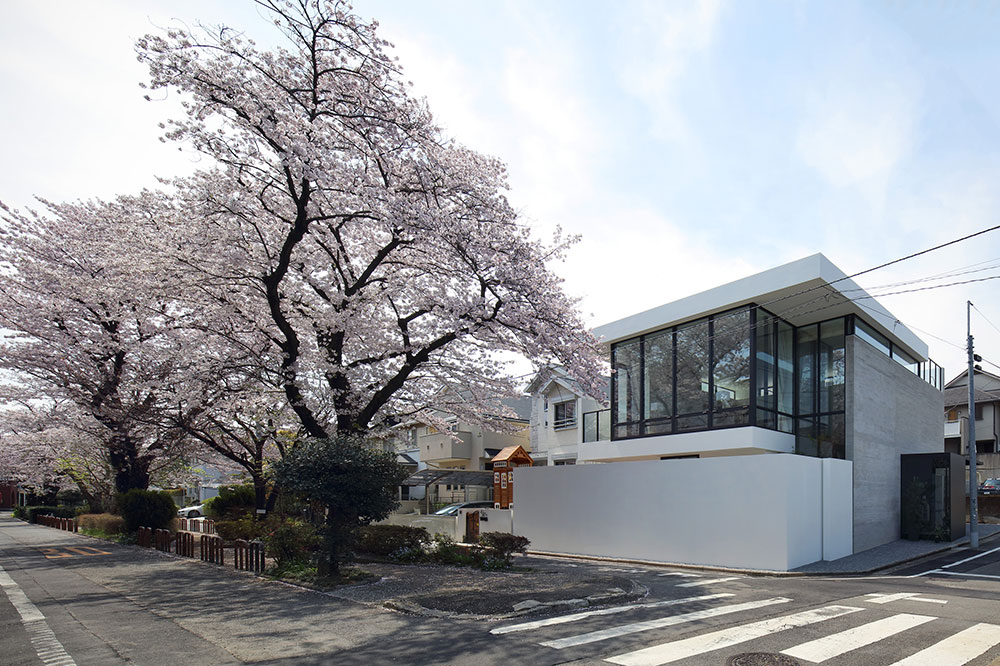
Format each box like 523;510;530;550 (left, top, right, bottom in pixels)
671;328;678;433
639;334;646;436
749;305;757;425
708;318;715;429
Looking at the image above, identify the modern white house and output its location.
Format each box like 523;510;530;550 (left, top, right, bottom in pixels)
514;254;945;570
526;367;607;465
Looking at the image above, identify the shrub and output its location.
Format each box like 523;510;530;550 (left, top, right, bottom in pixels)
19;506;79;523
355;525;430;558
264;518;320;567
117;489;176;533
204;484;256;518
56;489;85;507
478;533;530;569
215;516;266;543
77;513;126;534
428;533;480;567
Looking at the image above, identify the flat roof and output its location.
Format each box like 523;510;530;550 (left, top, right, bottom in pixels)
592;253;928;360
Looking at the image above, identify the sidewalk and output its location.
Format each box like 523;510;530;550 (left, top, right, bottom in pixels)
793;523;1000;574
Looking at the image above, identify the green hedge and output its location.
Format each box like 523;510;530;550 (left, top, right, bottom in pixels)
17;506;79;523
355;524;430;557
205;484;256;518
118;490;177;533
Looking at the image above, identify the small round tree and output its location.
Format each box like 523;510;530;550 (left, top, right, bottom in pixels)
272;437;407;576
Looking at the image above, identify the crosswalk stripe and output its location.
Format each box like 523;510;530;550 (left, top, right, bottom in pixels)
887;623;1000;666
538;597;792;650
676;577;740;587
658;572;701;578
490;593;734;635
781;613;936;663
605;604;863;666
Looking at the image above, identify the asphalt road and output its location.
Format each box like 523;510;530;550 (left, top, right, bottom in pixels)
4;511;1000;665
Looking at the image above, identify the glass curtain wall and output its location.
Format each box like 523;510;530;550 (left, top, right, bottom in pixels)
610;307;850;459
795;318;846;458
755;311;794;433
610;306;751;438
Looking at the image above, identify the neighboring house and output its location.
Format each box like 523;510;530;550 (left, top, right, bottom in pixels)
514;254;946;569
0;480;17;509
526;366;608;466
943;368;1000;484
393;397;532;506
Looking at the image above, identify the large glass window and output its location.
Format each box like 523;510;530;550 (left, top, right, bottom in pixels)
713;309;750;426
612;339;641;439
608;308;846;452
643;329;673;424
675;319;710;426
777;321;795;419
819;319;845;412
796;318;846;459
797;325;817;415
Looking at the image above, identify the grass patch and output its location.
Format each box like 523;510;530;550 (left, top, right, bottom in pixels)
266;562;378;589
79;527;136;544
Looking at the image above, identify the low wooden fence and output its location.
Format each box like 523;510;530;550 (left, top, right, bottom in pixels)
234;539;266;573
178;518;216;535
37;515;77;532
137;526;152;548
175;531;195;558
201;535;224;565
154;528;172;552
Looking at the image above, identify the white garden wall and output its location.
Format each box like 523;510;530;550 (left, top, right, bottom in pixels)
512;454;852;571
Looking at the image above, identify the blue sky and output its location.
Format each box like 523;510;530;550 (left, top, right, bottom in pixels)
3;0;1000;379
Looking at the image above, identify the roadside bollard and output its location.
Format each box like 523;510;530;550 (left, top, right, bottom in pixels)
175;531;195;558
200;535;224;565
154;528;172;552
234;539;265;573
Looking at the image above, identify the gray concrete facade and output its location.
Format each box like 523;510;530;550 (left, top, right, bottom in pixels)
846;336;944;552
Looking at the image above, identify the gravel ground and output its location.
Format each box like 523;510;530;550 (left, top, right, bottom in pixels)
326;560;645;617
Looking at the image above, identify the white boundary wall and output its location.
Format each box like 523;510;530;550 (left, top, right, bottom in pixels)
512;454;852;571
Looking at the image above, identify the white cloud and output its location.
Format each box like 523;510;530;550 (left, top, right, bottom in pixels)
616;0;722;142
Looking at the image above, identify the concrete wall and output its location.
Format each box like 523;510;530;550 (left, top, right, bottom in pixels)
459;508;513;541
378;513;459;540
847;336;944;552
512;454;853;571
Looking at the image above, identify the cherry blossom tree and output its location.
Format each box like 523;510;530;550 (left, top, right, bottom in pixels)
0;196;201;493
136;0;604;438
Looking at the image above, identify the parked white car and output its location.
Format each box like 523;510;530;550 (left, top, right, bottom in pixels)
177;503;207;518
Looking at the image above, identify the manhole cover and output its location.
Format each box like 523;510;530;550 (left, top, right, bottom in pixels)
727;653;800;666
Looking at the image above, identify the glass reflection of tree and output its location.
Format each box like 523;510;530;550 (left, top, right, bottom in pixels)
676;321;710;415
712;312;750;410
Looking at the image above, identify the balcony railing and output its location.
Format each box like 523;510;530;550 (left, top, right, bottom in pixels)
553;416;577;430
583;409;611;443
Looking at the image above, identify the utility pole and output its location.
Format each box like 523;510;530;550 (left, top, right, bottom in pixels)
967;301;980;549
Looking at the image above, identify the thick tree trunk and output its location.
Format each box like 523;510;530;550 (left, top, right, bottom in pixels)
108;436;151;493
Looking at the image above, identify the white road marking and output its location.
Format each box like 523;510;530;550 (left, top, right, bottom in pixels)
942;545;1000;569
781;613;936;663
927;570;1000;581
604;604;863;666
676;577;740;587
539;597;792;649
0;563;77;666
658;572;701;577
865;592;947;605
490;593;733;635
887;622;1000;666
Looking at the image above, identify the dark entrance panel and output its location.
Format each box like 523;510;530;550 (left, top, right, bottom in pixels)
465;510;480;542
900;453;964;542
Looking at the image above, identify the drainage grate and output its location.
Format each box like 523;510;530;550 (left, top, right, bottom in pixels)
727;653;800;666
